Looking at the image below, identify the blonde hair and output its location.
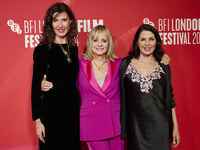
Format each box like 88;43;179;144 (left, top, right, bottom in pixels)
83;25;117;61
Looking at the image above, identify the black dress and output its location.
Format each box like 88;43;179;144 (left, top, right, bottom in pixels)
31;44;80;150
122;62;176;150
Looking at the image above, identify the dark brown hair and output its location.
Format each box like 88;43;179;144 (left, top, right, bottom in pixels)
40;3;77;48
129;24;164;61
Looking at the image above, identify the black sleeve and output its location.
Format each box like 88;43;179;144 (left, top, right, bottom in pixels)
167;65;176;108
74;46;79;74
31;45;48;121
71;45;79;82
120;57;129;138
165;65;176;142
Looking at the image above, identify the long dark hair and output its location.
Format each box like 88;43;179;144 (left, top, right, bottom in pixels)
129;24;164;61
40;3;77;48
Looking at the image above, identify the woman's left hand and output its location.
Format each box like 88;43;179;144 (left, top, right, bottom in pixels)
161;54;170;65
172;127;181;148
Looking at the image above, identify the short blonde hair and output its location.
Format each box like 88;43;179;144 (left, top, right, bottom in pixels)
83;25;117;61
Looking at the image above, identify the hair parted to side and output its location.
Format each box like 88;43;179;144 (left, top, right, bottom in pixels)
83;25;117;61
40;2;77;48
129;24;164;61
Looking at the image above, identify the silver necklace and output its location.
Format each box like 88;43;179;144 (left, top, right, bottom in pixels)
58;44;72;63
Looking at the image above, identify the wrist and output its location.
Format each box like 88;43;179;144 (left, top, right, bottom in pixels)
173;125;179;131
35;118;42;127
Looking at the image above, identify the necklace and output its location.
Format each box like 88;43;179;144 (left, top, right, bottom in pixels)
58;44;72;63
92;60;106;71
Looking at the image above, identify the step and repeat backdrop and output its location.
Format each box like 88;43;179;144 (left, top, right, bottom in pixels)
0;0;200;149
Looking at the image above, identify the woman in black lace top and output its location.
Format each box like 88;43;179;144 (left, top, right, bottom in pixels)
120;24;180;150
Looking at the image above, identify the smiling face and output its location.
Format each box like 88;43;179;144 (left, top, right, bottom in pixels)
137;30;156;57
91;32;109;58
52;12;71;42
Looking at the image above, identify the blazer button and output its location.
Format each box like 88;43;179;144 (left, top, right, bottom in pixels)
92;101;96;105
106;99;110;102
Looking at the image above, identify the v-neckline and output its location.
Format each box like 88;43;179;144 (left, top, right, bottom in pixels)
130;63;160;78
92;66;108;89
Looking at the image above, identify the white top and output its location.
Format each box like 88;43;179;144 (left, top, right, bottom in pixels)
93;71;107;88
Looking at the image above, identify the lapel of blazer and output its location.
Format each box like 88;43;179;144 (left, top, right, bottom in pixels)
80;59;109;99
102;60;116;92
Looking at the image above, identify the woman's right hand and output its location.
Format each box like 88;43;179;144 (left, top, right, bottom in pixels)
161;54;170;65
35;119;45;143
41;74;53;91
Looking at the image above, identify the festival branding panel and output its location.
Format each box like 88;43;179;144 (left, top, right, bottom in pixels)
0;0;200;150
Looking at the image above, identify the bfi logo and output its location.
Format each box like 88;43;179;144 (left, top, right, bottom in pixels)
7;20;22;34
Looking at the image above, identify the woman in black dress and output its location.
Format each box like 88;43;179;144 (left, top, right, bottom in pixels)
31;3;80;150
120;24;180;150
